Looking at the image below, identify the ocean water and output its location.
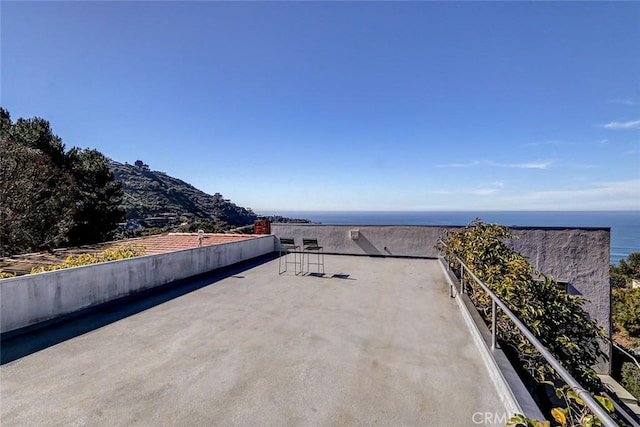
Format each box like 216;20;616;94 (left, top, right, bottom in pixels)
262;211;640;265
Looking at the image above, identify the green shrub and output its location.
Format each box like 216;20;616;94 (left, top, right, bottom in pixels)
610;252;640;288
100;243;147;261
612;288;640;337
31;253;100;273
621;362;640;400
0;270;16;279
30;244;147;274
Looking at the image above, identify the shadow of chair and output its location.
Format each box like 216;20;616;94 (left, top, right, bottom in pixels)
278;237;301;275
302;238;324;275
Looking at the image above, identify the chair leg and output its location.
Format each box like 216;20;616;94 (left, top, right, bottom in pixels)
302;251;307;275
302;249;324;275
278;249;285;274
280;249;304;275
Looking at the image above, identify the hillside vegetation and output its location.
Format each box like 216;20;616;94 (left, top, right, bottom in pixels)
110;160;257;232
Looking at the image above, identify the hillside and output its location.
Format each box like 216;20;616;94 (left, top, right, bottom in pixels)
110;160;257;230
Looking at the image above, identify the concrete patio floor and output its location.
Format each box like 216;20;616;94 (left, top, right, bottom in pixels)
1;255;507;426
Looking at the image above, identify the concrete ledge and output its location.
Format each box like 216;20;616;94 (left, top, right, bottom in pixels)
438;257;545;421
0;235;275;334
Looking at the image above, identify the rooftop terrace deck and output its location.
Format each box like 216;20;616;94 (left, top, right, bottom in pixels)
1;255;507;426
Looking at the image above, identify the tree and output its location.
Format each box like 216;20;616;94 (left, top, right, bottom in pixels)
0;108;12;135
66;148;124;245
133;159;149;170
0;108;125;255
7;116;66;166
612;288;640;336
628;253;640;278
610;252;640;288
0;138;75;255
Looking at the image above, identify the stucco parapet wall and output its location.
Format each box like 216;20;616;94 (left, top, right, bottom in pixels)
271;223;609;260
271;224;456;257
0;235;276;334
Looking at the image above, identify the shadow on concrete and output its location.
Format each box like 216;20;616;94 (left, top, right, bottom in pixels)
0;253;278;365
354;234;382;256
304;272;356;280
306;272;326;278
331;274;355;280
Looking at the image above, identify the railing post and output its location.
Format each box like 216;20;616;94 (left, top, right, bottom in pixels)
459;265;464;295
491;299;498;350
449;258;454;298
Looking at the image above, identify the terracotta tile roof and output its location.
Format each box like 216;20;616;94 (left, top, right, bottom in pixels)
0;233;260;274
128;233;257;255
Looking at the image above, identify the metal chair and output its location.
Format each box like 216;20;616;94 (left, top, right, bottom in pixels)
278;238;301;275
302;238;324;275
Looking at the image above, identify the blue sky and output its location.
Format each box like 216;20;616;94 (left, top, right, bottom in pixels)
2;2;639;212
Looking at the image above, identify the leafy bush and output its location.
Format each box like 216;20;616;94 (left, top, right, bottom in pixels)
0;270;16;279
29;244;146;274
100;244;147;261
31;253;99;273
610;252;640;288
621;362;640;400
610;266;628;288
612;288;640;337
509;384;614;427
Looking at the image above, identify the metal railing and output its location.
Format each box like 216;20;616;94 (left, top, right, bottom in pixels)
438;239;618;427
614;342;640;371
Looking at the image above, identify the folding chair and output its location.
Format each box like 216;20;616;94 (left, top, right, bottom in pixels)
302;238;324;275
278;238;301;275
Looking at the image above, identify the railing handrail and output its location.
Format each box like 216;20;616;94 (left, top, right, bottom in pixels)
613;342;640;371
437;239;617;427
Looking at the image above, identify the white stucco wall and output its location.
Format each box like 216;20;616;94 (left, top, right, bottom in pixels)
509;227;610;335
271;224;453;257
0;235;275;334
